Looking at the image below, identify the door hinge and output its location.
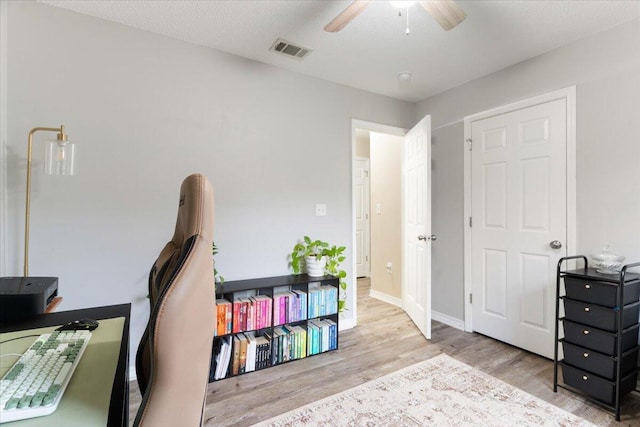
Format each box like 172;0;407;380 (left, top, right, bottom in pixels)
469;217;472;227
466;138;472;151
365;213;369;220
469;293;473;304
365;256;368;262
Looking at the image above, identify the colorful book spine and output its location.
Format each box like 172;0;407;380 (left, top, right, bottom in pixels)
282;294;287;325
265;297;272;328
307;323;316;355
273;295;280;326
232;301;241;333
325;319;337;350
238;334;248;374
231;336;240;375
215;299;231;336
246;299;254;331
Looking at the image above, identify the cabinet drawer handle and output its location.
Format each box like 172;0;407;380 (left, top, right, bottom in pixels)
582;375;589;381
584;284;591;289
583;329;590;335
584;307;590;312
583;352;589;358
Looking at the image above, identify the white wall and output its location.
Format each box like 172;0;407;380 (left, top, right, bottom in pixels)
355;128;370;158
3;1;414;372
418;18;640;323
430;122;464;319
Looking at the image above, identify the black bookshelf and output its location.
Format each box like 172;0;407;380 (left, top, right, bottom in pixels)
210;274;339;382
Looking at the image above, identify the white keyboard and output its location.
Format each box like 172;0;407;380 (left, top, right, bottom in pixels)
0;330;92;423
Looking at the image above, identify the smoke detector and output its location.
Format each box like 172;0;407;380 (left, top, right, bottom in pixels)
398;72;412;82
398;72;412;88
269;38;313;61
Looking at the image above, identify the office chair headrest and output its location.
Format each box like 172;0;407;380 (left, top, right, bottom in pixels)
172;173;214;245
148;173;214;305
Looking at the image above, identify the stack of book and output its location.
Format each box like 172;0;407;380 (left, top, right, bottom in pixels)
217;295;272;335
215;299;232;336
211;332;272;380
265;324;307;365
307;319;337;356
308;285;338;318
273;290;307;326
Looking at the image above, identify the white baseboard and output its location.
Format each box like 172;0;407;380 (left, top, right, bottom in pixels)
432;310;465;331
369;290;402;307
339;317;356;331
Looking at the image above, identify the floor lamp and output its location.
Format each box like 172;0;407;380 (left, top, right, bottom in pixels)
24;125;75;276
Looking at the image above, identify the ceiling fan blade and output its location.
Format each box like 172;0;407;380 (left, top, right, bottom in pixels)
419;0;467;31
324;0;372;33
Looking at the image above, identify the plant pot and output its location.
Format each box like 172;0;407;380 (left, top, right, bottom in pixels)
305;255;327;277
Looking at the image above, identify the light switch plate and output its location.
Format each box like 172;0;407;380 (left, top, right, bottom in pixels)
316;203;327;216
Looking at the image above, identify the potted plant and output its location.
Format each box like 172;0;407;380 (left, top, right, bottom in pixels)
290;236;348;312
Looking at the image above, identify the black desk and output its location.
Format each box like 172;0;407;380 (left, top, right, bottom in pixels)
0;304;131;426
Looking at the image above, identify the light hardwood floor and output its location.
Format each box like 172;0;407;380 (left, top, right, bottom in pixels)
129;278;640;426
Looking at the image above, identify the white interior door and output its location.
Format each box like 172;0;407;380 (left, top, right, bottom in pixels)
402;115;432;340
470;98;567;359
355;158;370;277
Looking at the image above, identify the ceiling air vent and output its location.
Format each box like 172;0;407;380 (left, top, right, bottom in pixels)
269;38;313;61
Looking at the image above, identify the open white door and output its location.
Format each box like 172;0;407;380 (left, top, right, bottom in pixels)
402;115;432;340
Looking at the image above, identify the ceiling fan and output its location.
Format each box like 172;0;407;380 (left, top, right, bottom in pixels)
324;0;467;33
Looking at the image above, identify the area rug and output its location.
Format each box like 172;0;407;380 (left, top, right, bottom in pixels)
254;354;595;427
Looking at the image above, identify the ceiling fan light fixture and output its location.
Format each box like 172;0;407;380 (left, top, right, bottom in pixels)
389;1;417;9
324;0;465;33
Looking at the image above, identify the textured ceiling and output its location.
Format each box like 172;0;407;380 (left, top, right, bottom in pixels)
40;0;640;102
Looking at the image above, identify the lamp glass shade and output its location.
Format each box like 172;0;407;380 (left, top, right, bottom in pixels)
44;139;75;176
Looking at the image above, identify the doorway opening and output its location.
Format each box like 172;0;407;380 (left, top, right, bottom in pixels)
351;117;433;341
354;129;404;305
352;122;405;314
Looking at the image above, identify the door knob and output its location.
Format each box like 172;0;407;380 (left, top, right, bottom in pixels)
549;240;562;249
428;235;437;241
417;235;427;241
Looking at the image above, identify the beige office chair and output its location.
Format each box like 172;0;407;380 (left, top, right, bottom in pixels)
134;173;216;427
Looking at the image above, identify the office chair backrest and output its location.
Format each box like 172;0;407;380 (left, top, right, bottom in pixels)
134;173;215;427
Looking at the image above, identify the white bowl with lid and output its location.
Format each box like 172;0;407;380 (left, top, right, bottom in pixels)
591;246;625;274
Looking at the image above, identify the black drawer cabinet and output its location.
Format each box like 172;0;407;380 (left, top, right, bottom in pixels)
553;256;640;421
